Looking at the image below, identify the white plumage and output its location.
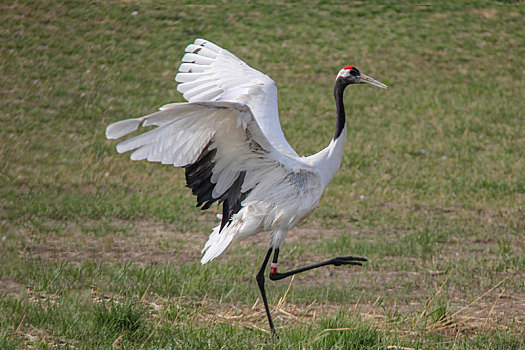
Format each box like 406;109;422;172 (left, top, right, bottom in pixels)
106;39;351;263
107;99;326;263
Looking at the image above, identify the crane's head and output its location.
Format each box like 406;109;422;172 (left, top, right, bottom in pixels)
337;66;387;89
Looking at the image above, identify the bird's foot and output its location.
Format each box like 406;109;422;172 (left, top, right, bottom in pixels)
269;272;287;281
329;256;367;266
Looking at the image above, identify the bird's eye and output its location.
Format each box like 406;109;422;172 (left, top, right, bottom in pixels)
350;68;360;77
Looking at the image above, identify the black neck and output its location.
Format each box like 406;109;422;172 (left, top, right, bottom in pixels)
333;78;347;140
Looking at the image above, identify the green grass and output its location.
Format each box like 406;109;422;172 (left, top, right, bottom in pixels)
1;1;525;348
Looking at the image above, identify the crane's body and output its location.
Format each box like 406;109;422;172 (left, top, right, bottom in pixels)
106;38;386;336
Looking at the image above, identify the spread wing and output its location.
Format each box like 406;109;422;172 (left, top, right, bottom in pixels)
106;101;309;231
175;38;298;157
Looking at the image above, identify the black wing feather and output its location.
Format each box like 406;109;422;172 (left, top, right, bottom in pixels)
184;141;251;232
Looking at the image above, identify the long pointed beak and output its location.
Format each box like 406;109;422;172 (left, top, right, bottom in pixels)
359;73;387;89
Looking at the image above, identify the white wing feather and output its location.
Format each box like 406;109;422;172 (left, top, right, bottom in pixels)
106;102;320;263
106;101;308;199
175;38;298;157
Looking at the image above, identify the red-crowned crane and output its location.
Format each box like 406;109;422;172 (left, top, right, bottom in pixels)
106;38;387;337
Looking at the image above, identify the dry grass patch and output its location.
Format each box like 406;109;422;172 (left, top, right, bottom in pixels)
17;219;208;264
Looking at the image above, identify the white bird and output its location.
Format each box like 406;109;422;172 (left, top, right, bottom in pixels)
106;38;387;336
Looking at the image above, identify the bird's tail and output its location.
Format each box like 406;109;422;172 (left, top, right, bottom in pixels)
200;224;236;264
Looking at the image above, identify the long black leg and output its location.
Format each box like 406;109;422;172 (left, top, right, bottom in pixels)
256;248;278;337
269;248;367;281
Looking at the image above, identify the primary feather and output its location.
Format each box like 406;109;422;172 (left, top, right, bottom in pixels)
175;38;297;157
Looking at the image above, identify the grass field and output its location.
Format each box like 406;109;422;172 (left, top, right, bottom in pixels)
1;1;524;348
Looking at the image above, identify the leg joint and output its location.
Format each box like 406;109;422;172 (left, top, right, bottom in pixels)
256;271;265;285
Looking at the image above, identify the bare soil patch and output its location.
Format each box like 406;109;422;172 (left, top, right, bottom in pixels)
19;219;208;264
